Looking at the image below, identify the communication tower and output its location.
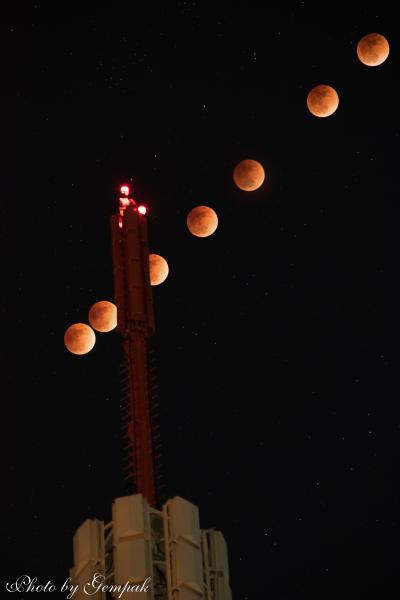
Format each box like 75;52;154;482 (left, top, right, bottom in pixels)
70;184;232;600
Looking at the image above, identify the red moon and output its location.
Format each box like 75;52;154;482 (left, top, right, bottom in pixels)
187;206;218;237
64;323;96;355
307;85;339;117
149;254;169;285
88;300;117;332
357;33;389;66
233;159;265;191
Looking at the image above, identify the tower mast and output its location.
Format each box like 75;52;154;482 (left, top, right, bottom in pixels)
110;184;157;507
71;183;232;600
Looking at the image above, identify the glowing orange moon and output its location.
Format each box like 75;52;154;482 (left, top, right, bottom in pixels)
64;323;96;355
307;85;339;117
357;33;389;66
187;206;218;237
233;159;265;191
88;300;117;332
149;254;169;285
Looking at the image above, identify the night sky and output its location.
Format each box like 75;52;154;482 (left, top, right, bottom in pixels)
1;3;396;599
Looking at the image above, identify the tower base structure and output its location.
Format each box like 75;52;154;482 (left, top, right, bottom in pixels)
70;494;232;600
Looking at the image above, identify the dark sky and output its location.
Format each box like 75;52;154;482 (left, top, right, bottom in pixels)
1;3;396;599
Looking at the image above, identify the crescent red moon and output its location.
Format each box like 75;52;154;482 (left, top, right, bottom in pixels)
149;254;169;285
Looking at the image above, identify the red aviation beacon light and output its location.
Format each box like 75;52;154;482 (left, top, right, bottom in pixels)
118;184;134;228
118;184;148;227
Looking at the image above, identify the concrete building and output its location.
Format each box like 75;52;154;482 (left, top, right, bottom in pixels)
71;494;231;600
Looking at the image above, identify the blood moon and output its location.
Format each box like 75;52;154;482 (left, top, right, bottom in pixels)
64;323;96;355
88;300;117;332
187;206;218;237
233;159;265;191
357;33;389;66
307;85;339;117
149;254;169;285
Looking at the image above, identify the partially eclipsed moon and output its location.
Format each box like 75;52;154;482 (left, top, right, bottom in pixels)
357;33;389;66
307;85;339;117
233;159;265;191
149;254;169;285
187;206;218;237
88;300;117;332
64;323;96;355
